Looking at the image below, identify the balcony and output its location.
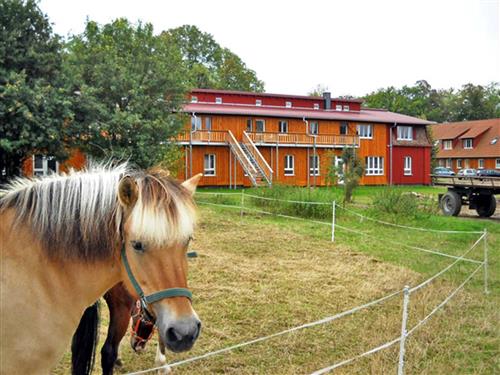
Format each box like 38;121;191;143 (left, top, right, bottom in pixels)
177;130;227;144
247;132;359;148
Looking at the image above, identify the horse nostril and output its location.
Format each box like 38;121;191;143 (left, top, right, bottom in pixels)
166;327;181;342
195;321;202;339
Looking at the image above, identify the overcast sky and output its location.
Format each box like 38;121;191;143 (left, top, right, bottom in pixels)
40;0;499;97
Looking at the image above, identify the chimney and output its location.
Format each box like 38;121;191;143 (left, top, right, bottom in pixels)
323;92;331;110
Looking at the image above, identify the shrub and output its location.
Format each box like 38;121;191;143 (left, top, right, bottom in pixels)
372;188;419;216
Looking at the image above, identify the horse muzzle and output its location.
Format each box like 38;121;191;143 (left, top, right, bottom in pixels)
163;317;201;353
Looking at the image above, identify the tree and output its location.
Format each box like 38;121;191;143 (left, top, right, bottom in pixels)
327;147;364;203
64;19;188;168
0;0;69;180
163;25;264;92
308;84;330;97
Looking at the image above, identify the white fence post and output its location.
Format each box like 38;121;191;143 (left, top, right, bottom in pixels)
398;286;411;375
240;189;245;218
331;201;336;242
483;228;489;294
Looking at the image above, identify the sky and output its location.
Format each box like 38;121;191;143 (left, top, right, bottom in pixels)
39;0;500;97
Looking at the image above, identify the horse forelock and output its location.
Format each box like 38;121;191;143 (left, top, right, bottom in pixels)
0;163;196;262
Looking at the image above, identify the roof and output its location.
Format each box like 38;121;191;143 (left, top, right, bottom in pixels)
191;88;364;103
430;118;500;159
183;102;434;126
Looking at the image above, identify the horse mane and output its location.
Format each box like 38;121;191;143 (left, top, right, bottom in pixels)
0;163;196;262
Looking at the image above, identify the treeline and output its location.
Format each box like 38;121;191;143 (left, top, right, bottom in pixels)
362;80;500;123
0;0;263;180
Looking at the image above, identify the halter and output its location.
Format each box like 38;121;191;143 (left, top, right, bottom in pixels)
121;244;193;319
130;300;155;347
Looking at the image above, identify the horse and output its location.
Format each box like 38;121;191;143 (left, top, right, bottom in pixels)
0;163;203;375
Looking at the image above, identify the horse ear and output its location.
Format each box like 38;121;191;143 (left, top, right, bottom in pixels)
182;173;203;196
118;176;139;208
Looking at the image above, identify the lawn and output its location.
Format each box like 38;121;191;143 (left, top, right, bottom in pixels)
52;186;498;374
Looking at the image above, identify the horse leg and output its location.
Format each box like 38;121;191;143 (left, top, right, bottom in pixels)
155;341;171;375
101;283;135;375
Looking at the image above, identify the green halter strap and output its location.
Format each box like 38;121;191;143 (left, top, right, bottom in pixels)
121;244;193;312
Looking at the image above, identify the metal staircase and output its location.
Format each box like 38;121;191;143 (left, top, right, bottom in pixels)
239;143;269;186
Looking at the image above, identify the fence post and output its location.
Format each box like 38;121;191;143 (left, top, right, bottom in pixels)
483;228;489;294
240;189;245;218
331;201;336;242
398;286;410;375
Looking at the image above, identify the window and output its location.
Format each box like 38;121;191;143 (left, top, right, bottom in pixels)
397;126;413;140
340;121;348;135
309;121;319;135
464;159;470;168
496;159;500;169
478;159;484;169
357;124;372;139
256;119;265;132
463;138;473;149
256;99;262;106
279;120;288;133
285;101;292;108
335;104;342;111
439;159;445;167
215;97;222;104
190;96;198;103
365;156;384;176
313;103;320;110
205;117;212;131
33;155;58;176
443;140;452;150
404;156;412;176
246;119;253;132
309;155;320;176
191;116;202;131
446;159;452;168
204;154;216;176
343;105;349;112
284;155;294;176
457;159;462;168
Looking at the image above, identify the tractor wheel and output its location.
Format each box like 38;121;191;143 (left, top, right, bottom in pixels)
476;195;497;217
441;191;462;216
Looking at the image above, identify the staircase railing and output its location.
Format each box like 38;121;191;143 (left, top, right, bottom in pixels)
226;130;258;185
243;131;273;185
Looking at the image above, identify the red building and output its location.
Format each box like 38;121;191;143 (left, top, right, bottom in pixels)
177;89;433;187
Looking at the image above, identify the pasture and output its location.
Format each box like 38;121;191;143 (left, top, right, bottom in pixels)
53;186;499;374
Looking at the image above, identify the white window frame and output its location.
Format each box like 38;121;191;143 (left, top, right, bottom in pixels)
279;120;288;133
191;96;198;103
456;159;462;169
33;155;59;176
496;158;500;169
343;105;349;112
365;156;384;176
478;159;484;169
255;119;265;132
255;99;262;106
404;156;412;176
446;158;452;168
443;140;452;150
205;117;212;131
285;101;292;108
215;97;222;104
463;138;473;149
309;154;320;176
335;104;342;111
313;103;320;110
309;121;319;135
203;154;216;176
340;121;348;135
397;126;413;141
246;118;253;132
357;124;372;139
191;116;202;131
284;155;294;176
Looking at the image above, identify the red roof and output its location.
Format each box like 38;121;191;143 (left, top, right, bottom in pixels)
183;102;433;125
430;119;500;158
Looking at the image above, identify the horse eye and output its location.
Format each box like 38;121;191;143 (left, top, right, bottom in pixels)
131;241;145;253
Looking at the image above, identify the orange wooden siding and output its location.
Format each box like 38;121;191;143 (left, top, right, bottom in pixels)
22;149;86;176
358;124;388;185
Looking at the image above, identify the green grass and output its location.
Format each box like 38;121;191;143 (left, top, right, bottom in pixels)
53;185;498;374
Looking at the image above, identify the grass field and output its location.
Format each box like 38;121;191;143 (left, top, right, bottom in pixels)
53;186;499;374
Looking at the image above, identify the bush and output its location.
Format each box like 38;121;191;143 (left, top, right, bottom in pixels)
371;188;419;216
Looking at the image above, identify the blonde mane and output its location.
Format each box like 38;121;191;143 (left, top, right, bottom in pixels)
0;163;196;261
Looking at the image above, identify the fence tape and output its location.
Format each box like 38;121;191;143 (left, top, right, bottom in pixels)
125;289;403;375
244;193;332;206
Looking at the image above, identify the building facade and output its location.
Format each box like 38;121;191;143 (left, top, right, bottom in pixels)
430;119;500;172
178;89;433;187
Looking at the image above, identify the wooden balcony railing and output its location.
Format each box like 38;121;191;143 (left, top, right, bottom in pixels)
247;132;359;147
176;130;227;143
